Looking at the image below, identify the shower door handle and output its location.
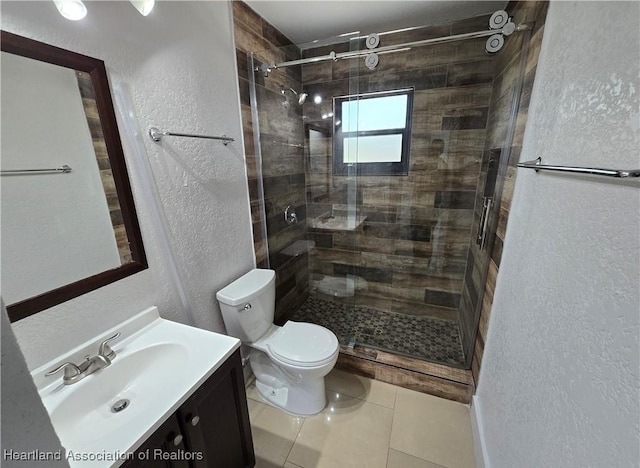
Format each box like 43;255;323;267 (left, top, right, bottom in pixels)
476;197;493;250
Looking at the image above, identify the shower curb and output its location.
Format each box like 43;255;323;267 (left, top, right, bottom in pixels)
336;344;475;404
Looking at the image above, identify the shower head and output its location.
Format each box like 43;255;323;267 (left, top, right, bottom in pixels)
280;86;308;105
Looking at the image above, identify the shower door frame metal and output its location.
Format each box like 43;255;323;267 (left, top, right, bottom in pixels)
256;22;533;73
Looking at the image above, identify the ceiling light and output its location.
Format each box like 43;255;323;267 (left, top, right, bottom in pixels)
129;0;155;16
53;0;87;20
322;114;328;120
313;95;322;104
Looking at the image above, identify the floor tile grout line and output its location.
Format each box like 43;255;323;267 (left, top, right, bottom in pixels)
385;388;399;468
386;412;394;467
392;385;398;410
283;415;306;468
282;462;304;468
390;448;452;468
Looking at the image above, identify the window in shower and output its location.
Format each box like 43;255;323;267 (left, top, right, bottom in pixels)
333;88;414;175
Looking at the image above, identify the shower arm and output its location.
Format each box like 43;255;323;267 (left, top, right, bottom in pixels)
256;23;533;74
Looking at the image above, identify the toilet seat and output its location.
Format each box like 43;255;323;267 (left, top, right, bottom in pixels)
266;321;339;367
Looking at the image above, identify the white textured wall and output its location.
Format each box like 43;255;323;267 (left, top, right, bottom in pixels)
1;1;255;369
1;303;69;467
476;2;640;467
1;53;120;304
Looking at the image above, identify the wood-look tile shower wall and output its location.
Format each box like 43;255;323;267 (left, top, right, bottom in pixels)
302;16;496;321
232;1;309;322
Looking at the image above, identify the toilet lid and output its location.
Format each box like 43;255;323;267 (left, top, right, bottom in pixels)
268;321;338;367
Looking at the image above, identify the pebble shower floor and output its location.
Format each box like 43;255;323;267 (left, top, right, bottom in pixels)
291;295;465;366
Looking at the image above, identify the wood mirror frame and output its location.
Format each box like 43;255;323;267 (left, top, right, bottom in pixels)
2;31;148;322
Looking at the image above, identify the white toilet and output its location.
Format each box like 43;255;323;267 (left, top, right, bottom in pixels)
216;268;339;416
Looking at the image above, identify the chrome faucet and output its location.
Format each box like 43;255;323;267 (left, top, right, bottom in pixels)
45;333;120;385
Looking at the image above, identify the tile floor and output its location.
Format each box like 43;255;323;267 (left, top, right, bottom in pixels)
246;369;476;468
291;296;466;366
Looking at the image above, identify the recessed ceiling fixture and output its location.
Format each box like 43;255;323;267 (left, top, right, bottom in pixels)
129;0;155;16
53;0;87;20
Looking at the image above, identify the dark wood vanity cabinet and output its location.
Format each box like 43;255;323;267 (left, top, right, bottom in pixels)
122;350;254;468
123;415;190;468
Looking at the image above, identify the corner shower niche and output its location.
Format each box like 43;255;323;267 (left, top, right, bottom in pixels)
237;2;543;385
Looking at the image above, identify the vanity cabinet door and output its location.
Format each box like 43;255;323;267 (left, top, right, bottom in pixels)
121;415;190;468
179;350;255;468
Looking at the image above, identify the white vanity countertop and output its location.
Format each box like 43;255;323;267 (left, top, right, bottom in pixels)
31;307;240;467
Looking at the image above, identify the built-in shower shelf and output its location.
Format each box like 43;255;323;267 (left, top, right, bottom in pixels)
281;240;316;257
308;215;367;231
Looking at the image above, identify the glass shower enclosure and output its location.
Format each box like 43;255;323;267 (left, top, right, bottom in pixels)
247;17;527;369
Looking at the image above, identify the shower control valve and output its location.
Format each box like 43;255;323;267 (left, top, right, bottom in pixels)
284;205;298;225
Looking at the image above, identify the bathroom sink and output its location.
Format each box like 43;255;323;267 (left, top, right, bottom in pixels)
48;343;188;445
32;307;241;467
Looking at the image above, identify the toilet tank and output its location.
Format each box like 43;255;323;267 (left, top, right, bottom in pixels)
216;269;276;343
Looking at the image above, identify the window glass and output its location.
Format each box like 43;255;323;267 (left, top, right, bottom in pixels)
333;88;413;175
341;94;408;132
343;135;403;163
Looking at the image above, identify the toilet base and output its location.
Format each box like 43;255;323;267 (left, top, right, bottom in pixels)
250;351;329;416
255;377;327;416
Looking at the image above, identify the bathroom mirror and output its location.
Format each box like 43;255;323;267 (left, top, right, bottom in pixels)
1;31;147;322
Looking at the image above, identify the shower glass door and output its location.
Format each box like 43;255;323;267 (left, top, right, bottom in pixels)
248;34;361;341
248;16;528;370
293;33;362;348
303;24;481;367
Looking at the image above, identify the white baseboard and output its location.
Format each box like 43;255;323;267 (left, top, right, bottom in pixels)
471;395;490;468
